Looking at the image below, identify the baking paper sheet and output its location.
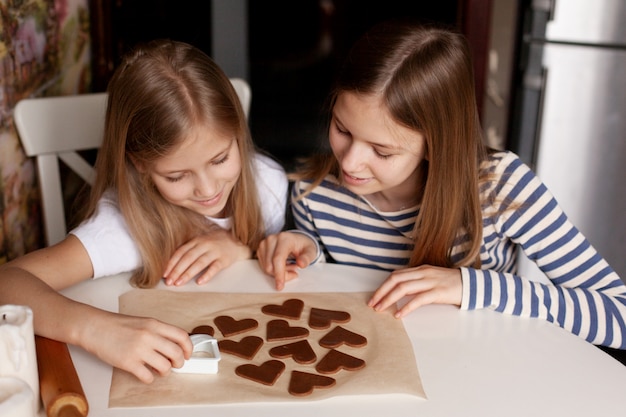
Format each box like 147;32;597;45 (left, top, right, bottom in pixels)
110;290;425;406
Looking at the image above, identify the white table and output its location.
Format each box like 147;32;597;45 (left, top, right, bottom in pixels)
57;260;626;416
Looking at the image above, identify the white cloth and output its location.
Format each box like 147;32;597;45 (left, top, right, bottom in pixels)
71;153;287;278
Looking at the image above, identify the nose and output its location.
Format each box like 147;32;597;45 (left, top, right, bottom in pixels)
193;172;218;198
340;141;365;173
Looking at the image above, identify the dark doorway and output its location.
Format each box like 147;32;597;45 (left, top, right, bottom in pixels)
89;0;487;169
247;0;459;168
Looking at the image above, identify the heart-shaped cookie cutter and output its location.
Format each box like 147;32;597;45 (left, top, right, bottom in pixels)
173;334;221;374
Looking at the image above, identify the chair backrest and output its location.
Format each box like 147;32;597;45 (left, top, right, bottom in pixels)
14;78;251;246
14;93;108;246
229;78;251;119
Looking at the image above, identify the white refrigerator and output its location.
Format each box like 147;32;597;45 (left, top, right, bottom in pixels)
509;0;626;283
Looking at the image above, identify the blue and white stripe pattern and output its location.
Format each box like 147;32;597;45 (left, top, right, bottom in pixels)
291;151;626;348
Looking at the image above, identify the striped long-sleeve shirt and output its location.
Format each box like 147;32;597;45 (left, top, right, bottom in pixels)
291;150;626;349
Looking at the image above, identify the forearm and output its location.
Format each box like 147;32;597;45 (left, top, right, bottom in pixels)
1;249;194;384
461;267;626;349
0;265;105;346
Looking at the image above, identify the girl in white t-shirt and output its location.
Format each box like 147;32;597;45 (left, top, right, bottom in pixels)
0;39;287;383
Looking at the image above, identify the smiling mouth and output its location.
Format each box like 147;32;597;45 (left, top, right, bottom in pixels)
343;171;371;185
195;191;223;206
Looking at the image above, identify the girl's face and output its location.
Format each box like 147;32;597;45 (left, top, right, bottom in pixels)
148;124;242;218
329;92;426;210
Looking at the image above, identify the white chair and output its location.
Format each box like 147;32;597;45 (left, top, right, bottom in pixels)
14;93;108;246
229;78;251;119
14;79;251;246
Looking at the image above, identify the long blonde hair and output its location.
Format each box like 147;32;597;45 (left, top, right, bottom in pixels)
85;40;264;287
294;20;487;268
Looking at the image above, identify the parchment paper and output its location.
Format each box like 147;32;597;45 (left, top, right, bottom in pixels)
109;290;426;406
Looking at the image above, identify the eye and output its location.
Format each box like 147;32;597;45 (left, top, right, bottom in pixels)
372;146;393;159
212;153;230;165
374;148;392;159
334;121;350;136
165;175;185;183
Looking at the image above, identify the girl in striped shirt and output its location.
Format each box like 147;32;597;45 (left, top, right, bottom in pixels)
257;20;626;350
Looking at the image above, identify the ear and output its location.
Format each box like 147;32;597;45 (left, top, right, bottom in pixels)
128;154;146;173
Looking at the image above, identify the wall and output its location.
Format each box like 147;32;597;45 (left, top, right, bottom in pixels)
0;0;91;263
481;0;520;151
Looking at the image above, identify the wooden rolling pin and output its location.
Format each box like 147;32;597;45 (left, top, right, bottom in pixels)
35;336;89;417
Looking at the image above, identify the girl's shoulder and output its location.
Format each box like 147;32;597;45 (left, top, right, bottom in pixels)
86;189;120;216
252;151;286;175
293;174;342;195
479;150;549;215
295;174;340;187
480;149;535;182
478;150;543;203
252;151;288;189
482;149;524;170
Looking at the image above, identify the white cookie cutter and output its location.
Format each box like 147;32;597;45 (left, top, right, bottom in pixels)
173;334;221;374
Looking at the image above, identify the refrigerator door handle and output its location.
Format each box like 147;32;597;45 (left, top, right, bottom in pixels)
509;41;547;170
529;67;547;170
519;66;547;170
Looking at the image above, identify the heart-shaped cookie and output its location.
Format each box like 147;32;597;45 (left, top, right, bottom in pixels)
308;307;351;329
288;370;336;396
214;315;258;337
189;324;215;336
218;336;264;360
235;360;286;386
315;349;366;374
269;340;317;364
319;326;367;348
266;319;309;341
261;298;304;320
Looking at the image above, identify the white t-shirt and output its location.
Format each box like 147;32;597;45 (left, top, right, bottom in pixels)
71;153;287;278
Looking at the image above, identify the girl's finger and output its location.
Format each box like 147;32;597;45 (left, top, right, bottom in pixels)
196;259;225;285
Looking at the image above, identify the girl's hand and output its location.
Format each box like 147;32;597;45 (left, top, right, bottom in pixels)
163;228;252;286
367;265;463;318
84;312;193;384
257;232;319;291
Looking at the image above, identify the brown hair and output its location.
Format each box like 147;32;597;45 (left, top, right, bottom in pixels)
294;20;487;268
85;39;264;287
